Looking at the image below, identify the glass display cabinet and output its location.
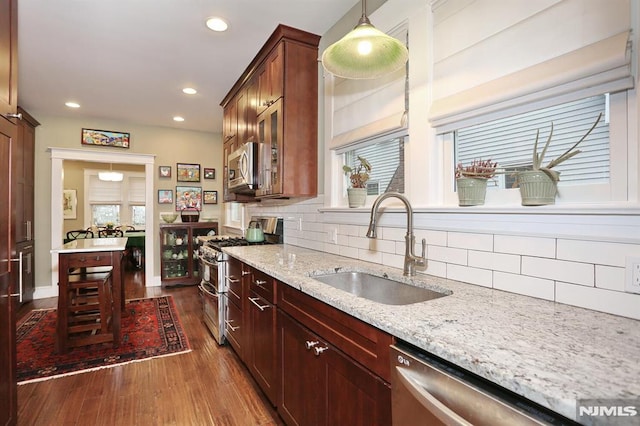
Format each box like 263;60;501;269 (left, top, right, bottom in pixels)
159;222;218;286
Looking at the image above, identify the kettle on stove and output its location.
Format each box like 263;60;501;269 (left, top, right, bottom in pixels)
245;220;265;243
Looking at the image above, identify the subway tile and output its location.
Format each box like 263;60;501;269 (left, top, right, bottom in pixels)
348;235;371;250
358;248;383;264
522;257;594;287
422;260;446;278
338;245;358;259
595;265;626;292
302;212;319;223
494;235;556;258
557;240;640;267
425;230;447;247
556;282;640;320
301;221;324;233
367;238;396;254
448;232;493;251
382;252;404;270
428;245;467;265
468;251;520;274
339;224;361;237
381;227;405;241
323;243;341;255
447;264;492;288
493;272;555;301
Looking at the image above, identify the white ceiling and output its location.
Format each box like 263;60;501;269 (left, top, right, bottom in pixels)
17;0;360;134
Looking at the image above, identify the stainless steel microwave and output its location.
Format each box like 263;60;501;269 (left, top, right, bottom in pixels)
228;141;259;194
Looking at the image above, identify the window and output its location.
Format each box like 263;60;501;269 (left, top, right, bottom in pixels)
455;95;610;190
344;136;405;196
85;170;146;228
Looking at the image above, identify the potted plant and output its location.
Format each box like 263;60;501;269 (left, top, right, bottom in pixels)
518;113;602;206
343;156;372;208
455;159;498;206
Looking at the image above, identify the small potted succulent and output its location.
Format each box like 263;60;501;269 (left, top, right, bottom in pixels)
455;159;498;206
518;113;602;205
343;156;372;208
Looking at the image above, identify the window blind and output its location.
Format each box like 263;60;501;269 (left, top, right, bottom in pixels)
88;175;122;203
128;176;146;203
456;95;609;184
329;24;408;150
429;0;632;132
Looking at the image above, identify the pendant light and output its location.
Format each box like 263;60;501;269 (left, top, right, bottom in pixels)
321;0;408;79
98;164;123;182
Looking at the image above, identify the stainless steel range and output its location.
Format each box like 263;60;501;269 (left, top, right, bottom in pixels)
198;216;283;344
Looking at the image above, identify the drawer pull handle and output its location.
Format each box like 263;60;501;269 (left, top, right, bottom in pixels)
253;279;267;288
225;319;239;332
227;287;240;299
225;275;239;283
305;340;319;350
314;346;329;356
249;297;270;311
241;270;251;276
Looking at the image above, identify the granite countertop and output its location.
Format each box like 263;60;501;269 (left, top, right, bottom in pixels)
224;244;640;423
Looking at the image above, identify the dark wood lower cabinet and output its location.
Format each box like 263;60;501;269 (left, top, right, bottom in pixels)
278;310;392;426
246;267;278;406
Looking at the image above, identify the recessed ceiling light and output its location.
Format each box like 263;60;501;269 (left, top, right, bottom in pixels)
182;87;197;95
173;116;185;122
65;102;80;108
206;17;228;32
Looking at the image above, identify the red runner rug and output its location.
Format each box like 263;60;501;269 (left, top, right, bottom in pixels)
16;295;191;384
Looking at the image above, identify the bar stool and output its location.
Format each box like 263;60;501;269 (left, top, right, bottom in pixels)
58;270;114;351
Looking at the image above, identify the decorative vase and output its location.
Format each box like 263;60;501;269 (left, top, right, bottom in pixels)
347;188;367;208
518;170;558;206
456;177;488;206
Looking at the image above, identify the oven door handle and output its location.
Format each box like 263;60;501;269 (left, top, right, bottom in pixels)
199;283;218;299
396;366;472;426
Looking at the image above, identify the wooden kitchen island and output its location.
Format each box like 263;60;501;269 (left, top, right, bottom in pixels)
51;238;127;353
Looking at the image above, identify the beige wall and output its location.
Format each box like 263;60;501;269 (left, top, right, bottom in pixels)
33;114;222;288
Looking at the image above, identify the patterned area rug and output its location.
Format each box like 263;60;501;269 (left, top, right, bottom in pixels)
16;295;191;384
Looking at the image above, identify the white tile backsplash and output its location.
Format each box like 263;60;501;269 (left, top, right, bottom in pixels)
521;256;594;287
256;196;640;319
494;272;555;301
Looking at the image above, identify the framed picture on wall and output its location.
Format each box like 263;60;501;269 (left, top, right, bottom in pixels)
175;186;202;210
158;189;173;204
81;128;130;149
203;190;218;204
176;163;200;182
204;168;215;179
159;165;171;178
63;189;77;219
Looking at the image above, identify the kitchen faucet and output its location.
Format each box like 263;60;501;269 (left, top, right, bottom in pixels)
366;192;427;276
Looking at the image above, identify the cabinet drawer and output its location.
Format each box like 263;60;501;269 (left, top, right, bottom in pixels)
278;283;394;383
62;252;116;268
226;258;245;308
249;267;276;303
225;298;244;358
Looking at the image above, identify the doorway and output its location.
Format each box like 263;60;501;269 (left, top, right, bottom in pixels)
48;148;155;294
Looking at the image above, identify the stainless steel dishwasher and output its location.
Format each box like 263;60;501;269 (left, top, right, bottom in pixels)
390;342;579;426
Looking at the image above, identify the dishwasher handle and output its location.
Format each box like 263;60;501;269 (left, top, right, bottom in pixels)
396;366;472;426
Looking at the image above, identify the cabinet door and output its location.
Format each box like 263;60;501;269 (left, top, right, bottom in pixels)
12;109;36;243
223;96;238;144
278;310;326;426
159;225;190;284
190;224;218;281
0;0;17;117
256;98;283;197
257;44;283;116
248;291;278;405
225;297;244;358
324;345;392;426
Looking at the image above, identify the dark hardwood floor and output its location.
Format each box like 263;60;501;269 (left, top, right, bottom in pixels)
16;270;283;426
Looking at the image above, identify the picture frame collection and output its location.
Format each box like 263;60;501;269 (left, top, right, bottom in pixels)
158;163;218;209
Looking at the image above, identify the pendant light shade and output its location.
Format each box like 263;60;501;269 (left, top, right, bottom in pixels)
99;164;123;182
321;0;408;79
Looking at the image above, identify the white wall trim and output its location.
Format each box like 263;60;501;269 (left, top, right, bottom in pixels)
48;147;156;295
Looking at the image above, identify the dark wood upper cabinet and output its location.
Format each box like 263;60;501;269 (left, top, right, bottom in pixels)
221;24;320;201
0;0;18;120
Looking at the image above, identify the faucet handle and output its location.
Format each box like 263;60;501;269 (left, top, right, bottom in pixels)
421;238;426;259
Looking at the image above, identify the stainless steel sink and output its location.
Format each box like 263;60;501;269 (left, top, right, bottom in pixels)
312;271;449;305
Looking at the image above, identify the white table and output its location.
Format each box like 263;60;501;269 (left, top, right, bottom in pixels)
51;238;127;353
